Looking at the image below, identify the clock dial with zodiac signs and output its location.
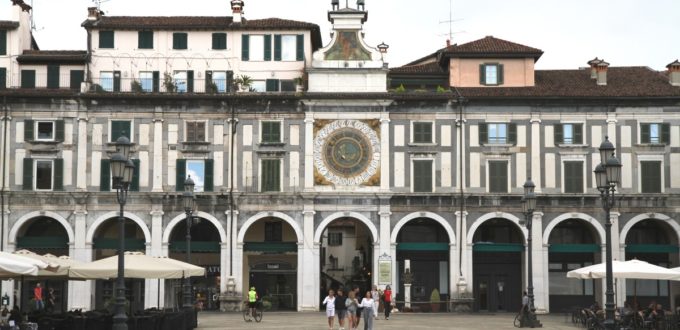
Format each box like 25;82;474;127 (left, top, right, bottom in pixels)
313;120;380;186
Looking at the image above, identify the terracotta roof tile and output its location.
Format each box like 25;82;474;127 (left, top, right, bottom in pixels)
443;36;543;60
390;62;446;74
81;16;318;31
0;21;20;29
17;50;88;64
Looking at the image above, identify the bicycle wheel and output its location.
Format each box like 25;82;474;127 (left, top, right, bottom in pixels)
243;306;251;322
514;313;522;328
254;308;263;323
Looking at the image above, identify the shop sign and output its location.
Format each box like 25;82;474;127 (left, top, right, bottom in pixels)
204;265;220;275
378;253;391;285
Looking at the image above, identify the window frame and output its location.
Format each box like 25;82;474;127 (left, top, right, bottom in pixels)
109;119;134;143
328;232;343;246
184;120;208;143
277;34;298;61
138;30;154;49
260;158;282;192
555;122;585;145
139;71;154;92
487;123;508;144
246;34;266;62
172;32;188;50
212;33;227;50
487;159;510;193
34;120;56;142
260;120;283;144
411;158;435;193
98;30;114;49
480;63;504;86
34;159;54;191
562;160;585;194
639;158;664;193
639;122;670;145
411;121;435;144
185;159;206;192
264;221;283;242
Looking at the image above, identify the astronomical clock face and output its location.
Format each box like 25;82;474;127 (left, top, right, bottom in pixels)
313;120;380;186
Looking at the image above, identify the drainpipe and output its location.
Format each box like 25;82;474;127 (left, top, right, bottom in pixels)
452;87;467;294
228;104;238;276
0;97;7;252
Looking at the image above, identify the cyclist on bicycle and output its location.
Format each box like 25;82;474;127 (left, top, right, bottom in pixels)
248;287;258;319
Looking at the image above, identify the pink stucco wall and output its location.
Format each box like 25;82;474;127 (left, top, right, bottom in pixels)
449;58;535;87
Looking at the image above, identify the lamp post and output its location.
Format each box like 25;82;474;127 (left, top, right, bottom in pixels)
182;176;196;309
110;134;135;330
593;136;622;330
520;178;541;328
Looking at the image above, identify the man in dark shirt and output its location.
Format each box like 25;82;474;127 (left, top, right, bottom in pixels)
334;288;348;330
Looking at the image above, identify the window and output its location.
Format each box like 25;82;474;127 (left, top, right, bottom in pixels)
412;159;433;192
250;81;266;92
36;121;55;141
99;31;114;49
206;71;230;93
263;79;295;92
413;122;433;144
138;31;153;49
173;71;194;93
23;120;64;142
479;123;516;144
70;70;84;90
264;222;282;242
563;161;584;193
185;121;206;142
640;161;662;193
139;72;153;92
640;123;670;144
212;33;227;50
488;161;508;193
280;80;296;92
47;65;60;89
21;70;35;88
328;232;343;246
273;35;303;61
549;263;594;297
175;159;214;192
261;121;281;144
555;123;583;145
479;63;504;85
110;120;131;142
241;34;271;61
261;159;281;192
0;67;6;90
22;158;63;191
100;71;121;92
172;33;188;50
0;30;6;55
99;158;140;192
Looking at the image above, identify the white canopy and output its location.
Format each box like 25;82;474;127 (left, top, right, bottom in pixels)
68;251;205;280
0;250;52;277
567;259;680;281
11;250;83;277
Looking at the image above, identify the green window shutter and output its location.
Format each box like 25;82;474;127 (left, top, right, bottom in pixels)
187;70;194;93
296;34;304;61
262;159;280;192
53;158;64;191
111;121;131;142
176;159;186;192
497;64;504;85
274;35;282;61
100;159;110;191
265;79;279;92
573;124;583;144
554;124;563;145
204;159;214;192
0;67;6;89
70;70;84;90
262;122;281;143
47;65;60;89
413;122;432;143
479;123;488;144
479;64;486;85
641;161;661;193
212;33;227;50
264;35;272;61
21;70;35;88
22;158;33;190
130;159;140;192
564;162;583;193
508;123;517;144
138;31;153;49
99;31;114;48
489;161;508;193
113;71;121;92
640;124;650;143
661;123;671;144
24;119;34;141
227;71;234;92
413;160;433;193
0;30;6;55
152;71;160;92
205;71;213;92
241;35;250;61
173;33;187;50
55;120;65;142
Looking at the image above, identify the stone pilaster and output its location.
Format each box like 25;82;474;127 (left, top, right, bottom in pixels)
380;116;390;191
304;115;315;190
530;117;542;192
152;118;164;192
300;208;317;311
76;117;88;190
530;211;547;313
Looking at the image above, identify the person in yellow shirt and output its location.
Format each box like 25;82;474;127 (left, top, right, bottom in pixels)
248;287;258;320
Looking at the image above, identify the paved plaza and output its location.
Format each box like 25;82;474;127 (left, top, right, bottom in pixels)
196;311;577;330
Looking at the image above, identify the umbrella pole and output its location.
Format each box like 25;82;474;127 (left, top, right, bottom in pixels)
20;275;24;312
157;278;160;309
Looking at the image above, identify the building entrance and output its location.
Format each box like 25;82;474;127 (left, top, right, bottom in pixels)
249;262;297;310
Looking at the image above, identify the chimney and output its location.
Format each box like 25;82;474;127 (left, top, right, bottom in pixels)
596;60;609;86
231;0;244;23
587;57;602;79
667;59;680;86
87;7;101;21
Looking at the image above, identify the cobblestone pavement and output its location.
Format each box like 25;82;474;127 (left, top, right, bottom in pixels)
197;311;577;330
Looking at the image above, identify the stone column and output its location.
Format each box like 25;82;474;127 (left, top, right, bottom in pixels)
607;117;617;145
152;118;164;192
530;117;542;192
378;203;391;289
76;117;88;190
531;212;547;314
1;209;12;307
70;208;91;310
224;210;238;293
609;212;624;307
380;116;390;191
145;208;164;308
304;115;315;190
300;208;317;311
454;211;469;294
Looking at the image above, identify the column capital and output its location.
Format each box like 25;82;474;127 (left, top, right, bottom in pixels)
530;118;541;124
302;210;316;216
153;118;164;123
454;211;468;217
150;210;164;216
224;210;240;216
220;242;230;248
74;209;88;216
77;117;88;122
531;211;544;218
606;118;618;124
380;118;391;124
227;118;239;124
304;118;315;124
378;211;391;217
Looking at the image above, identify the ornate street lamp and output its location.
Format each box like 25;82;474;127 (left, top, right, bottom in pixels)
593;136;622;330
182;176;196;309
111;133;135;330
520;178;541;328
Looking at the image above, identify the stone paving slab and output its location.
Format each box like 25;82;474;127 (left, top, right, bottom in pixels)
197;311;577;330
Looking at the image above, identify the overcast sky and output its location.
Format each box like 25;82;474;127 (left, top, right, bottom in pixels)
2;0;679;70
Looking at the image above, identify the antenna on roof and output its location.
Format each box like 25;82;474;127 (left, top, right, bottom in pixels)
439;0;464;45
92;0;110;11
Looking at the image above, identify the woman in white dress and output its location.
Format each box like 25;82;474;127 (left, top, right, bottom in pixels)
322;289;336;330
359;291;374;330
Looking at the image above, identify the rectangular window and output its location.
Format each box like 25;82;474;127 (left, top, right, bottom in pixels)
261;159;281;192
70;70;84;90
480;63;504;85
280;80;296;92
274;35;298;61
174;71;188;93
0;30;6;55
172;33;188;50
47;65;60;89
640;123;670;144
328;232;343;246
139;72;153;92
21;70;35;88
413;122;433;143
261;121;282;144
488;161;508;193
110;120;131;142
186;159;206;192
266;79;280;92
36;121;55;141
413;159;433;193
564;161;584;193
212;33;227;50
0;67;6;90
138;31;153;49
480;123;516;145
264;222;282;242
99;71;121;92
99;31;114;49
640;161;662;193
211;71;228;93
251;80;266;92
35;160;53;190
185;121;206;142
555;123;583;145
244;35;267;61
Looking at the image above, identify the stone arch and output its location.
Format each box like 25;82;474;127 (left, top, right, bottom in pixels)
86;211;151;244
237;211;303;244
8;211;75;245
390;212;455;244
543;212;606;245
313;211;378;244
162;211;227;244
620;213;680;245
467;212;527;244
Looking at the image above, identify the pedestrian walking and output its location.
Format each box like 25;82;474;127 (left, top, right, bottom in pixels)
345;291;359;330
334;288;348;330
359;291;374;330
353;286;362;329
383;285;392;320
45;288;56;313
33;283;44;311
370;285;379;320
322;289;336;330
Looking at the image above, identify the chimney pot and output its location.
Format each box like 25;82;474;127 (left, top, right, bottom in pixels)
667;59;680;86
87;7;101;21
587;57;601;79
596;60;609;86
231;0;245;23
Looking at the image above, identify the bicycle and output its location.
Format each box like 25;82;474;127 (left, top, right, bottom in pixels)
243;300;263;323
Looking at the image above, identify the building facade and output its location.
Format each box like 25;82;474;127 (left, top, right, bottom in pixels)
1;0;680;314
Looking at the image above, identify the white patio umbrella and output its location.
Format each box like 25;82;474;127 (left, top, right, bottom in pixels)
0;250;52;277
11;250;76;277
566;259;680;280
68;251;205;280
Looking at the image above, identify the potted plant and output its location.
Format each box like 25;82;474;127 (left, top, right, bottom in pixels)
163;73;177;93
293;76;305;92
234;75;252;92
430;288;441;313
206;81;219;94
130;80;144;93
